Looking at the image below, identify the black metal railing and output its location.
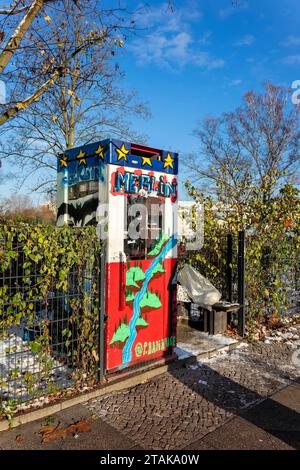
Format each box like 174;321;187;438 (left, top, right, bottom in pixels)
178;230;299;336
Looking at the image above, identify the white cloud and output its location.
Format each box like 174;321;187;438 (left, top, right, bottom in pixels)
129;31;193;68
282;35;300;47
234;34;255;46
194;51;225;69
199;31;212;46
229;79;243;86
133;2;202;33
130;2;224;71
282;55;300;65
219;1;249;19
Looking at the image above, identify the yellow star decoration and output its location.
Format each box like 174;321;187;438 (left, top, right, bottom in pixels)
95;145;104;160
76;149;86;166
116;143;129;161
141;156;152;167
60;154;68;168
163;152;174;169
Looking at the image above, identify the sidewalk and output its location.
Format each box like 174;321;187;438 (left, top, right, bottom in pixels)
0;404;140;450
0;334;299;450
187;382;300;450
0;382;299;450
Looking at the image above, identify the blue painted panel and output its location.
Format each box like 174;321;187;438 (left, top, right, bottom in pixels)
57;138;178;176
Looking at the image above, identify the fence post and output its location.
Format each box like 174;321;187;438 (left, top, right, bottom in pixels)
98;242;106;381
226;233;233;302
237;230;245;337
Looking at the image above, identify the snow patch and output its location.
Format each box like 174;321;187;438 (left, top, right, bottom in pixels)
0;333;72;401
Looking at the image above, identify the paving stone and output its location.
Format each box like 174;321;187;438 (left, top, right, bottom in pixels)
84;325;300;450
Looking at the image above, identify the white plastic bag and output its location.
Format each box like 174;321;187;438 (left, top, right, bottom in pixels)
178;264;221;307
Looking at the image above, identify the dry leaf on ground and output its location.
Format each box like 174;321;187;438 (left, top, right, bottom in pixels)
67;420;91;434
39;420;91;443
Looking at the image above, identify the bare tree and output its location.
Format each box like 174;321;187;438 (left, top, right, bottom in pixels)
0;193;56;222
186;83;300;210
0;0;135;126
0;0;150;193
0;0;48;74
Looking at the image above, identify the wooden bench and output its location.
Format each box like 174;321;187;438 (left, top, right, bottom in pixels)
204;302;240;335
177;300;240;335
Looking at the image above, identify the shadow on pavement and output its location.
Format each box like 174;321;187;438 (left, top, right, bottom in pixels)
168;351;300;449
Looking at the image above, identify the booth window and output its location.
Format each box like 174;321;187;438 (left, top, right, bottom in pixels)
124;196;164;260
68;180;98;200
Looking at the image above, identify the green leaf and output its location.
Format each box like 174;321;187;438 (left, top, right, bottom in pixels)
29;341;41;354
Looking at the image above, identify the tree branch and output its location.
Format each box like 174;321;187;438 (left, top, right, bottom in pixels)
0;0;44;74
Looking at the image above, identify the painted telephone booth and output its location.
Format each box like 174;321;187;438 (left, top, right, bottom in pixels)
57;139;178;371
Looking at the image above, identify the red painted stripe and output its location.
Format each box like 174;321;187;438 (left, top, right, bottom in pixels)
131;145;162;155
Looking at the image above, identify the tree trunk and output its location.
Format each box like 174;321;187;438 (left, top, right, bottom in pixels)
0;0;44;74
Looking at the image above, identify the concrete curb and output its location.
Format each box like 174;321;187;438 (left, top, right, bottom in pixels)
0;339;243;432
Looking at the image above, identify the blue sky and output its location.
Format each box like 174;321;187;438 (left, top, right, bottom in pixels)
121;0;300;157
1;0;300;202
